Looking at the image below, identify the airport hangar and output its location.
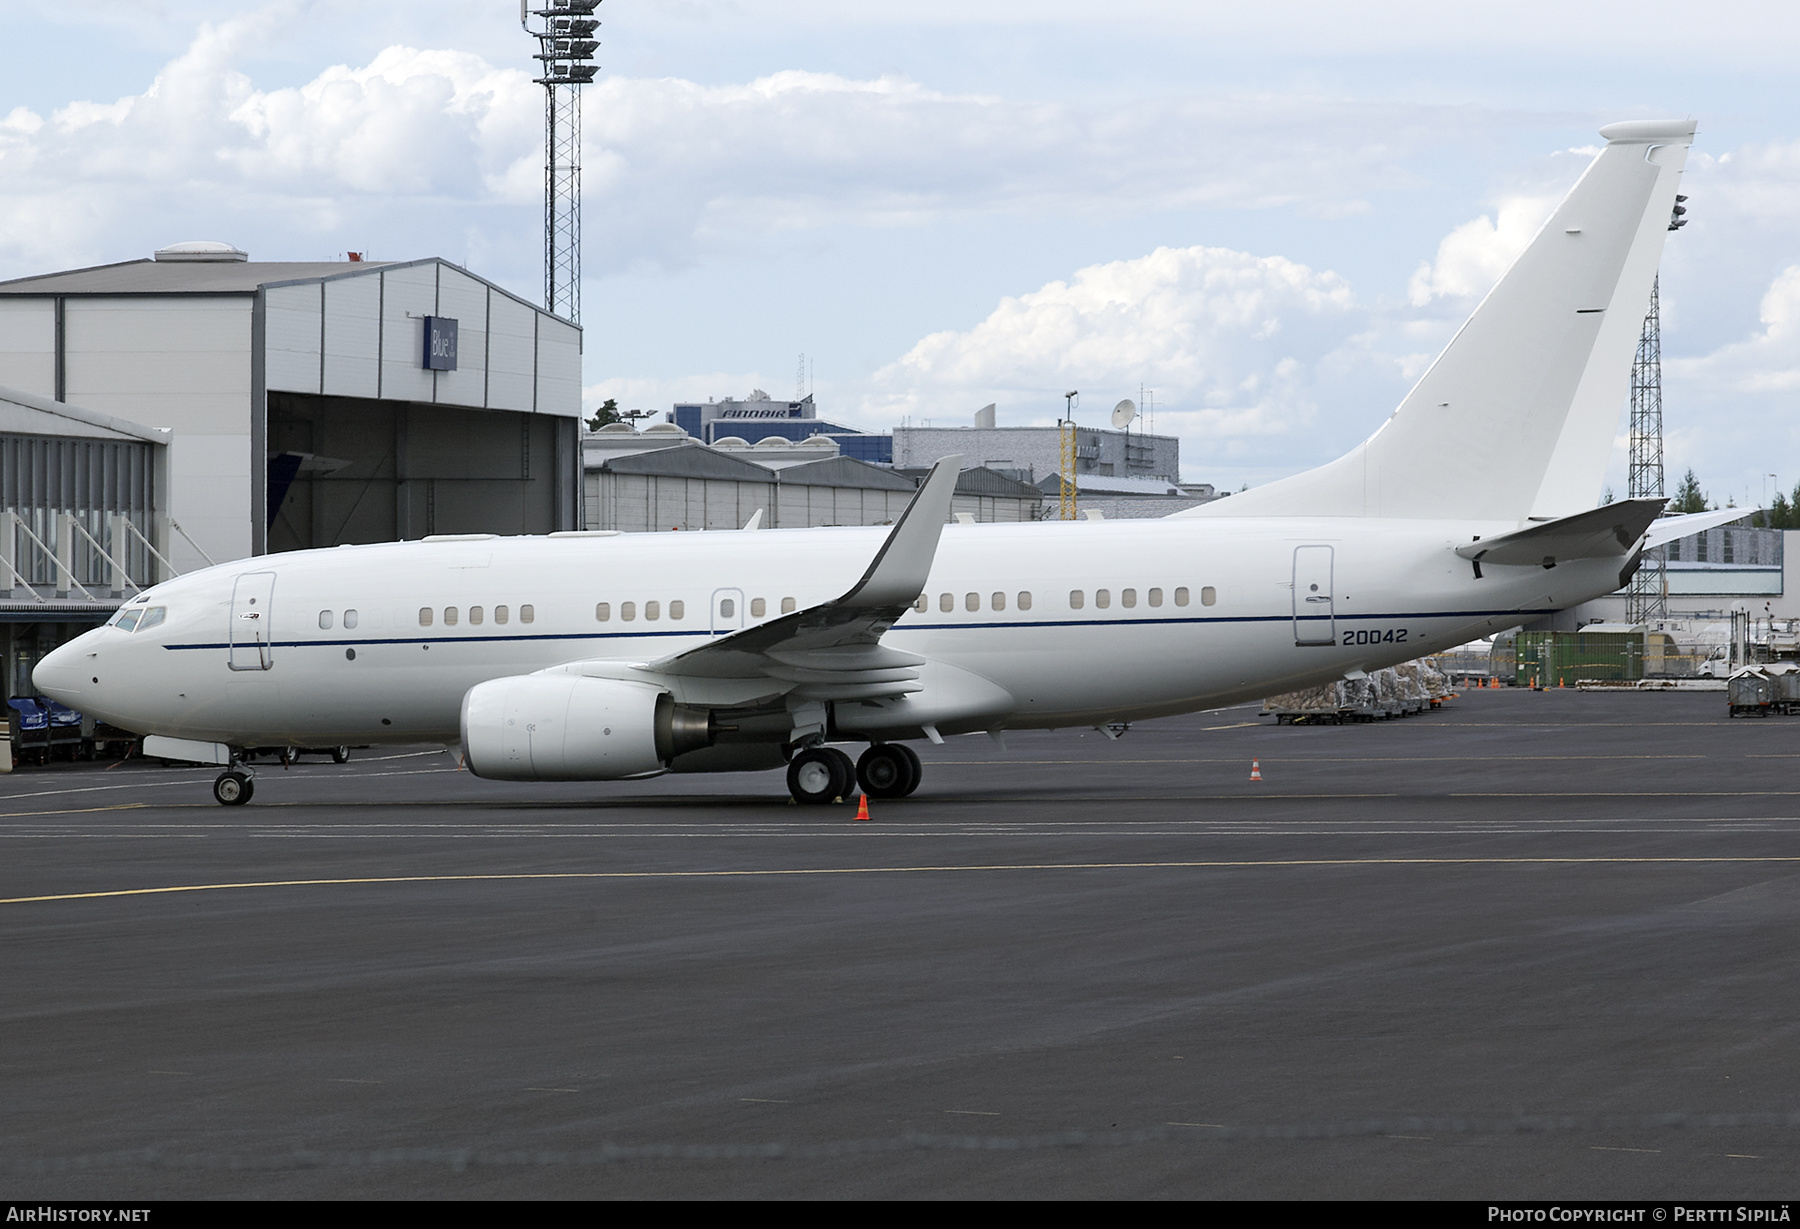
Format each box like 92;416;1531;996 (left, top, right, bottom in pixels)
0;240;583;694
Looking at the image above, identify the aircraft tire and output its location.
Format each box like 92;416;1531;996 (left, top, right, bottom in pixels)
331;746;351;764
213;771;254;807
894;743;923;797
787;747;852;805
857;744;920;799
824;747;858;799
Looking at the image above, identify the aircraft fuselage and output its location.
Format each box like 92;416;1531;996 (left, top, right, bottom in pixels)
36;515;1619;752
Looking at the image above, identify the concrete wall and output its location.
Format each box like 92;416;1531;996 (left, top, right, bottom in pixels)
61;297;254;572
587;472;778;533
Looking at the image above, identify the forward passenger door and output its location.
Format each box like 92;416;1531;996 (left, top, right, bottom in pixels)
229;572;277;671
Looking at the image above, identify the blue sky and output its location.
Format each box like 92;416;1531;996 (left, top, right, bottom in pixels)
3;1;1798;504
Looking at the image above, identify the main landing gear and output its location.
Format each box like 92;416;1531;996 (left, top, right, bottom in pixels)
785;743;923;805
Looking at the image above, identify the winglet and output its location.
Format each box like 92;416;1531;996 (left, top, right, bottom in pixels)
837;455;962;609
742;508;763;531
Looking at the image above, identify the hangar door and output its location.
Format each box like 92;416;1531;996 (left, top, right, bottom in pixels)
266;392;578;551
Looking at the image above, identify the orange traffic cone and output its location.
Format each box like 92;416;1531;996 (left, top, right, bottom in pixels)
854;794;871;821
1249;759;1263;782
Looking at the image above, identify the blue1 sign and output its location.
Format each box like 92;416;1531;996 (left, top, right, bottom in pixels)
423;316;459;371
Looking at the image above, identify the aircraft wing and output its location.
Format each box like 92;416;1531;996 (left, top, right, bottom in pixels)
638;455;963;698
1455;497;1665;567
1641;506;1759;550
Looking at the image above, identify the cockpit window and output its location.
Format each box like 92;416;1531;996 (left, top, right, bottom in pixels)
113;609;142;632
136;607;166;631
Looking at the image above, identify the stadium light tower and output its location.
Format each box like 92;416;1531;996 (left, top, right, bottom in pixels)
521;1;601;323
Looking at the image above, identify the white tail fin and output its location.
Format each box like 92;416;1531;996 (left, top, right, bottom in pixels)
1188;119;1695;522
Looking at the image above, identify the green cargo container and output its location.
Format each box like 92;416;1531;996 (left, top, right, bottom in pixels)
1515;629;1643;687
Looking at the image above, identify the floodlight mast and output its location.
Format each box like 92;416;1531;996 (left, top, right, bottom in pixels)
1624;194;1688;625
1060;391;1079;521
521;0;602;324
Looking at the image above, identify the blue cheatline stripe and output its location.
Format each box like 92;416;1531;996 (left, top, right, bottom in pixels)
162;607;1553;653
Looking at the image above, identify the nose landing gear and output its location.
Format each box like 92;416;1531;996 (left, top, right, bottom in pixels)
212;768;254;806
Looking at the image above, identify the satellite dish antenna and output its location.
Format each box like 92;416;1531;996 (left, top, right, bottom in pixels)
1111;399;1138;430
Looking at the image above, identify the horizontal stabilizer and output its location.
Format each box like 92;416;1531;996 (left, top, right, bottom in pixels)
1455;498;1664;567
1642;506;1758;550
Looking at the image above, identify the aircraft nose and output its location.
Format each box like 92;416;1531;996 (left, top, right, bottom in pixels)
33;636;90;706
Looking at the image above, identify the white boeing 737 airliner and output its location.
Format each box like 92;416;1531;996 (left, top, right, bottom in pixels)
36;119;1739;807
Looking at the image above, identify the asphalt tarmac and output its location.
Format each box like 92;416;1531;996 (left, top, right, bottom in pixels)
3;687;1799;1200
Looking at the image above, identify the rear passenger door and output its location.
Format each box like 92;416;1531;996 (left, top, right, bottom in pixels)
1291;546;1335;647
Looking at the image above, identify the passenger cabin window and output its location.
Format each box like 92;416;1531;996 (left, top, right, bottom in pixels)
1017;591;1032;611
1121;589;1137;609
646;600;661;621
1175;587;1192;607
913;597;927;614
671;600;685;620
319;610;333;630
1200;586;1216;607
521;605;534;623
1096;589;1111;609
495;605;510;624
750;598;765;618
717;598;733;619
444;607;458;626
781;597;796;614
1148;588;1163;607
965;592;979;612
596;603;611;622
622;601;637;622
940;593;954;613
419;607;434;627
468;606;483;625
344;609;359;629
1069;590;1084;610
992;592;1006;611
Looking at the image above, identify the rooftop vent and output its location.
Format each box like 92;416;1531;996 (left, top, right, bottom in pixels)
153;241;248;263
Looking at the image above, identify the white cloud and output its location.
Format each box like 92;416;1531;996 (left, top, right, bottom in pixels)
1406;191;1561;305
1668;265;1800;394
0;15;1468;281
856;245;1380;480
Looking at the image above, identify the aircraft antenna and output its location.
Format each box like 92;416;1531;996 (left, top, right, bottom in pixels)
1060;391;1080;521
522;1;602;323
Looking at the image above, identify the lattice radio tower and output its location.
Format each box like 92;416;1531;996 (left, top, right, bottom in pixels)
1624;194;1688;625
522;1;601;323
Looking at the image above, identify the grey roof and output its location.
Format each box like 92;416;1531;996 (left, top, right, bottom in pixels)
769;455;917;490
896;466;1042;499
0;259;394;296
0;256;568;326
0;384;167;445
598;447;776;482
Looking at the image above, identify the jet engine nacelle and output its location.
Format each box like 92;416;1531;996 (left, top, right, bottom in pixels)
460;674;713;781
